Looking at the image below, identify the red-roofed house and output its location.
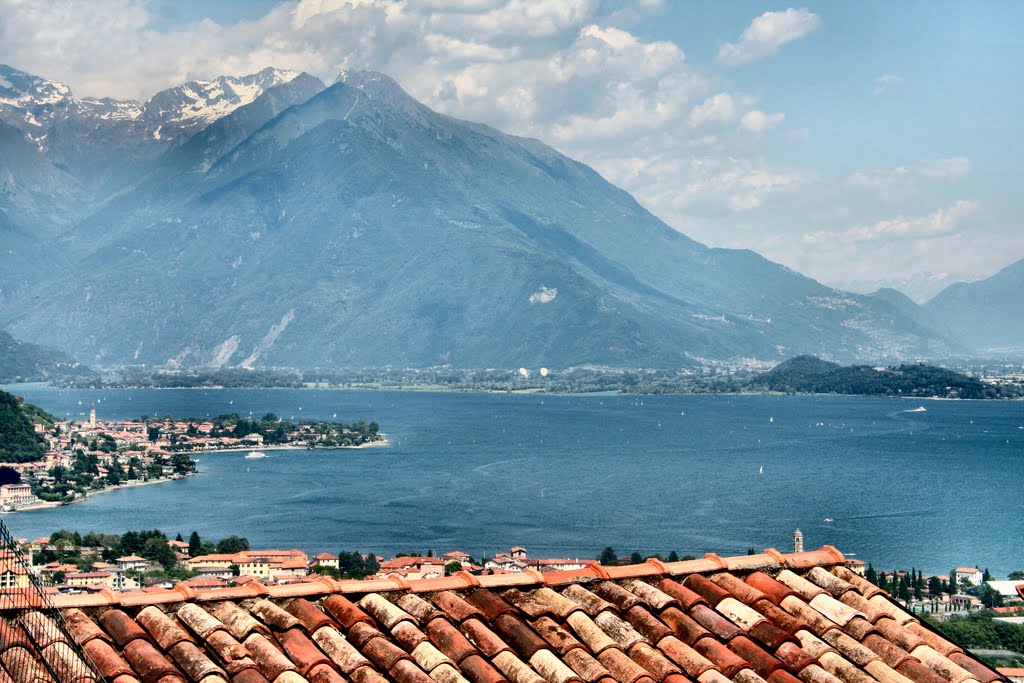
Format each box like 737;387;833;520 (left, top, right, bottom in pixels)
953;567;984;586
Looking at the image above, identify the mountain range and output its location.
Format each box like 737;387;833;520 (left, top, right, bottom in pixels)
0;64;1011;369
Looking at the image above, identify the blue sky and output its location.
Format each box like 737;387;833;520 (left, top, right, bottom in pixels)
1;0;1020;299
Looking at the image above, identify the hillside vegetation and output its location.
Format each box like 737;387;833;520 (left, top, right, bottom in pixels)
0;389;56;462
751;356;1017;399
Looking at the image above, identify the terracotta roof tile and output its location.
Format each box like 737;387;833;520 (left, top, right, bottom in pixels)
563;586;616;618
288;599;339;634
531;616;584;655
136;607;194;652
529;589;584;619
626;641;681;681
322;595;374;629
425;617;479;664
565;612;618;655
688;604;743;642
311;627;371;674
709;575;769;608
592;582;645;613
683;576;732;607
64;609;111;648
563;646;612;681
166;639;224;680
250;600;303;632
595;646;655;683
397;595;446;624
392;622;430;652
0;547;1000;683
492;650;545;683
434;593;486;624
361;595;417;630
82;637;135;680
121;638;182;683
100;610;153;649
658;607;710;646
656;636;715;677
623;582;677;612
745;574;797;606
655;580;706;611
621;606;672;644
460;618;512;659
459;653;509;683
466;591;517;622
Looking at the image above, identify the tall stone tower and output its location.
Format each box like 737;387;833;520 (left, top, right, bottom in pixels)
793;528;804;553
89;404;96;428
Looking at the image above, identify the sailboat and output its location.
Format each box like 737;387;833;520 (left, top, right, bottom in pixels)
758;465;764;475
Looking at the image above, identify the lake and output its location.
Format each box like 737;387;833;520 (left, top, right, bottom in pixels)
2;385;1022;577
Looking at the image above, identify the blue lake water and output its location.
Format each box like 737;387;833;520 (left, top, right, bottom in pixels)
2;385;1022;576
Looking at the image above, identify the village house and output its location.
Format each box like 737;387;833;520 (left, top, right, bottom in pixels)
953;566;984;586
0;483;36;509
115;554;150;573
377;556;445;580
311;552;339;570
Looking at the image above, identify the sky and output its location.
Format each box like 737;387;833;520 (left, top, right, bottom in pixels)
1;0;1021;300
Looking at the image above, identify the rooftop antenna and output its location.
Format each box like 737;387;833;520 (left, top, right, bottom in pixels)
0;517;105;681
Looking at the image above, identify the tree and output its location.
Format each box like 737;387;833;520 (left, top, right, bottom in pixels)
175;532;183;542
983;568;993;583
928;575;942;597
216;536;250;554
262;413;279;423
980;584;1004;609
1009;570;1024;580
668;551;679;562
0;466;20;486
949;572;959;595
598;547;618;566
629;551;643;565
445;561;462;576
170;453;195;475
147;425;160;443
188;531;201;557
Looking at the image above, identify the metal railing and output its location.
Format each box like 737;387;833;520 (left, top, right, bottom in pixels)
0;517;105;682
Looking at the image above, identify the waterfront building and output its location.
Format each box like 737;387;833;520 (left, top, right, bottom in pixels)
952;566;984;586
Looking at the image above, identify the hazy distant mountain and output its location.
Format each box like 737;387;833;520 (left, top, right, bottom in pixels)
925;259;1024;352
0;330;90;383
827;272;958;304
0;67;958;369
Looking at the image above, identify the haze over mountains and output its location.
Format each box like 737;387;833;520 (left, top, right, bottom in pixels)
0;64;1013;370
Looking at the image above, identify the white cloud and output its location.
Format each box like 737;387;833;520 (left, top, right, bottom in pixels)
846;157;972;199
689;92;759;127
873;72;903;96
716;8;821;67
802;200;979;245
740;109;784;132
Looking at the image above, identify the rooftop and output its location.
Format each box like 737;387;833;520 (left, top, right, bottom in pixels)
1;546;1005;683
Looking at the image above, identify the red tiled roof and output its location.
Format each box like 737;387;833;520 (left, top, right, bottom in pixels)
0;546;1002;683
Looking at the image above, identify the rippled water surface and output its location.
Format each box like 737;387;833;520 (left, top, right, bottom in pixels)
3;385;1022;575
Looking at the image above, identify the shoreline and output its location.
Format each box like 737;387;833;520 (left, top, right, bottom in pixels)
2;474;189;514
199;436;389;455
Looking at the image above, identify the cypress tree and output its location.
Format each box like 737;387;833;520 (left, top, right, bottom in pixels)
866;563;878;585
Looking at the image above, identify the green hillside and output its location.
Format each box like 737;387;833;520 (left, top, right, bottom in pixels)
0;389;56;462
752;355;1016;399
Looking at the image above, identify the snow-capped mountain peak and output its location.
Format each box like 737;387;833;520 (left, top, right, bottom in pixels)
141;68;300;136
0;64;301;143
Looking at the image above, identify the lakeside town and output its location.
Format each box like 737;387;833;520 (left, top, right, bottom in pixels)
2;529;1021;623
0;403;384;510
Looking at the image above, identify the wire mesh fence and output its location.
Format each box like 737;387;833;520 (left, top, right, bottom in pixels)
0;518;104;682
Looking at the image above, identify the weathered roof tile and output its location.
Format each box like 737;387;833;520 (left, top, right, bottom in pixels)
0;547;999;683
